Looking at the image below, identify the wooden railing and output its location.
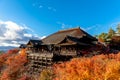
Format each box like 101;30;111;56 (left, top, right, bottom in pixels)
27;53;53;75
60;51;77;56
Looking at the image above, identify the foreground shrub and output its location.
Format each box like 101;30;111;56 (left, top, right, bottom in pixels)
53;52;120;80
39;69;54;80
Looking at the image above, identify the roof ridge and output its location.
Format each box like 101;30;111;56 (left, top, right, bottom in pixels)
58;27;80;32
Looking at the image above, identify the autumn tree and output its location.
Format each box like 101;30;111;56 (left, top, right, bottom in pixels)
116;24;120;34
0;49;28;80
107;28;115;38
98;33;108;42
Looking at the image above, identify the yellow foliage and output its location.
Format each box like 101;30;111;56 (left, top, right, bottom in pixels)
39;69;53;80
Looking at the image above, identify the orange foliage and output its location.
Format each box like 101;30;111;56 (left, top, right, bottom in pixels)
18;75;31;80
0;49;19;70
53;52;120;80
7;49;19;55
0;49;28;80
19;48;27;56
98;37;105;42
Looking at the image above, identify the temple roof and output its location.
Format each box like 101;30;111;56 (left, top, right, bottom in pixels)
42;27;97;45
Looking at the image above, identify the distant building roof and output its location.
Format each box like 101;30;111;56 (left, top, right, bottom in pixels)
19;44;27;48
42;27;97;45
27;40;42;47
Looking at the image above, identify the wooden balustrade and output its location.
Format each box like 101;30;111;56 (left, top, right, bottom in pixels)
27;53;53;75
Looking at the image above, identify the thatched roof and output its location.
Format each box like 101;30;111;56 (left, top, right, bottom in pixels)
42;27;97;45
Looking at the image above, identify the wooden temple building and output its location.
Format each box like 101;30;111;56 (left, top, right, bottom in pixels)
26;27;97;56
42;27;97;56
23;27;98;74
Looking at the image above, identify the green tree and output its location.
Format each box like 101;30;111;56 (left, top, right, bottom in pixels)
98;33;108;42
107;28;115;38
116;24;120;34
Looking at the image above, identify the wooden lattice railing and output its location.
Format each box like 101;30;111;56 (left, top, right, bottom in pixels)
27;53;53;75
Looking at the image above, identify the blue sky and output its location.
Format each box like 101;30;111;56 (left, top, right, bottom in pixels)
0;0;120;47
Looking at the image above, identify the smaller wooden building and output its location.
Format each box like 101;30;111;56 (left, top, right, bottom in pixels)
26;39;53;54
19;44;27;49
27;40;42;53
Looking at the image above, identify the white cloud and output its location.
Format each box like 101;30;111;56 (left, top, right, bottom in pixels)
24;34;32;38
57;21;72;29
108;21;120;30
32;2;56;12
48;7;52;10
39;5;43;8
0;20;41;47
61;24;65;29
48;7;56;12
32;3;43;9
0;42;19;47
41;36;46;39
85;25;97;31
80;24;102;32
